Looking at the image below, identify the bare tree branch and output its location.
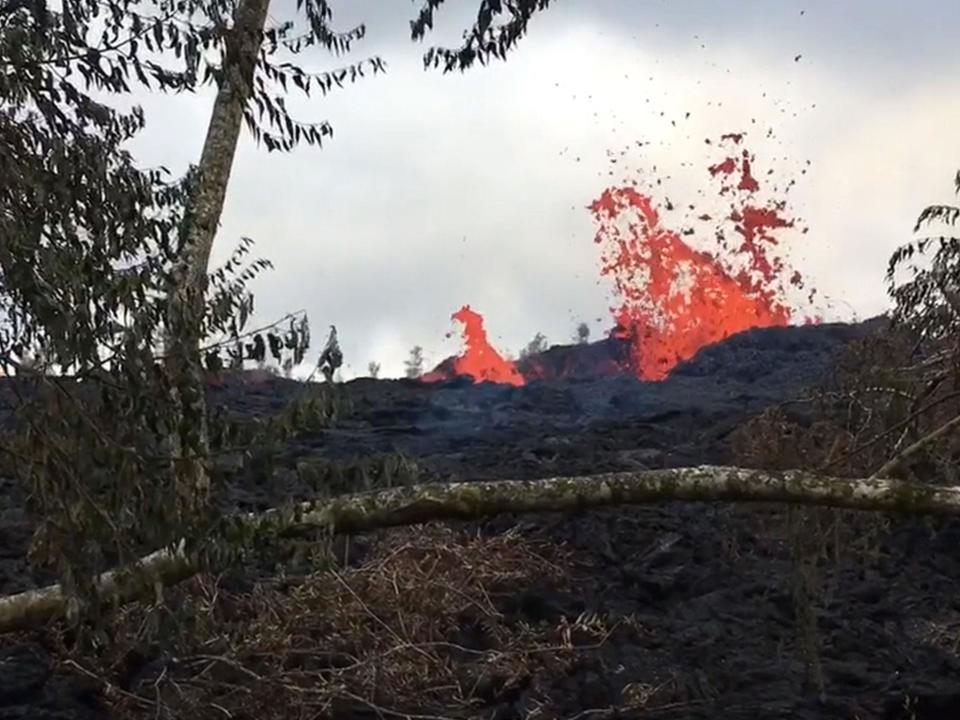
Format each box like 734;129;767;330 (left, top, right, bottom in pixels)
2;464;960;634
871;412;960;479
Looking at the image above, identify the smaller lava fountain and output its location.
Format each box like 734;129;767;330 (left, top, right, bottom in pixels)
421;305;525;386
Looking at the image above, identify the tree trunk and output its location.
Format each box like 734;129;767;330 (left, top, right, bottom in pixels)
164;0;271;514
2;464;959;634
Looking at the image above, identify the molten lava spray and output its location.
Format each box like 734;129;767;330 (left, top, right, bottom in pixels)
424;305;525;386
591;133;812;380
425;133;817;385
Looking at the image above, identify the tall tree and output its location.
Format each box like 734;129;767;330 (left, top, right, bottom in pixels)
882;169;960;481
0;0;556;617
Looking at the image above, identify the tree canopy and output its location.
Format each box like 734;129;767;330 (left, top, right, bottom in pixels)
0;0;557;626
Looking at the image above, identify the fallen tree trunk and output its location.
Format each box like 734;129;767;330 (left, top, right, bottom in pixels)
2;464;959;634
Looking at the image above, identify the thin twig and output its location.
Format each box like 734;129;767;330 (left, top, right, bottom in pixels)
329;567;437;665
62;658;157;709
820;391;960;472
871;412;960;479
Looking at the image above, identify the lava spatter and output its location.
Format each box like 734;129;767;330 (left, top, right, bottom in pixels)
591;133;813;381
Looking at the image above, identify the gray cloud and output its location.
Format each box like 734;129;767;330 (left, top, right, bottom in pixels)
126;1;960;378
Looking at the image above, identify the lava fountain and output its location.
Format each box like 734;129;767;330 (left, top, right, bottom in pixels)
593;133;816;380
421;305;525;386
424;133;818;384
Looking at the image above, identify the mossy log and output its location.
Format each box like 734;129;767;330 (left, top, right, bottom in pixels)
2;464;959;634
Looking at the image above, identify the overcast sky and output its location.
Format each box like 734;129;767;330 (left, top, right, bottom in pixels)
126;0;960;378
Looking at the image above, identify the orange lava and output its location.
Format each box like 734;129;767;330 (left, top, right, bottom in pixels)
422;305;525;386
424;133;817;386
591;187;792;380
591;133;807;381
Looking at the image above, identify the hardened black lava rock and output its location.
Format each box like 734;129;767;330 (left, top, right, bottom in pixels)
4;317;960;719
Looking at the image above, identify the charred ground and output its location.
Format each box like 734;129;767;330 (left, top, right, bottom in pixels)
3;317;960;719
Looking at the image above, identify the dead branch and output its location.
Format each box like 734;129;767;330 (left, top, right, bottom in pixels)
871;412;960;479
3;464;960;634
